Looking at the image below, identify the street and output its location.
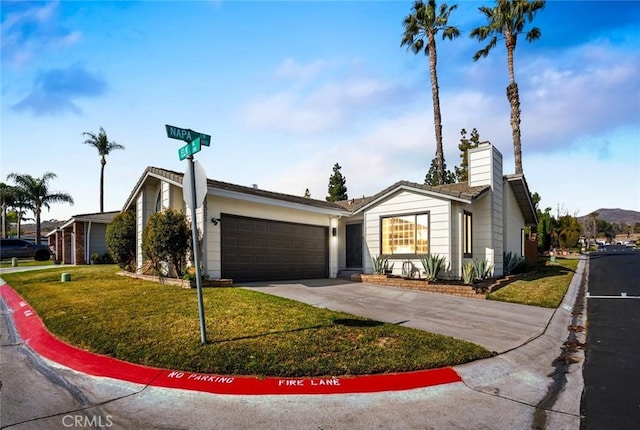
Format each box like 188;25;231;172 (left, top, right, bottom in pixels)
582;246;640;429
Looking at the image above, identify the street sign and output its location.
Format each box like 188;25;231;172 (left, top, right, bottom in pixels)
165;123;211;345
178;137;202;161
166;124;211;146
183;160;208;210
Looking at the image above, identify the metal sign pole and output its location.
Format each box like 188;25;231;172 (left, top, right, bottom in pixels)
187;154;207;344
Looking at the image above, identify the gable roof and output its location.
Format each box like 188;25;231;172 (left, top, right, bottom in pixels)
46;211;120;236
122;166;351;215
505;174;538;226
123;167;539;223
337;180;491;213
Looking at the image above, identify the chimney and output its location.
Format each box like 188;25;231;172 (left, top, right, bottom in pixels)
468;142;503;190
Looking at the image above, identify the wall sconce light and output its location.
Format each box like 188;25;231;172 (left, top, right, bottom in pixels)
211;217;221;225
332;227;337;237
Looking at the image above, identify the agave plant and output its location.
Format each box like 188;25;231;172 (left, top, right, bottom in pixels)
503;251;525;275
420;254;448;282
371;255;389;275
462;262;475;285
472;258;493;281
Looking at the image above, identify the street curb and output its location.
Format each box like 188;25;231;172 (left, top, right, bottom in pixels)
0;283;461;396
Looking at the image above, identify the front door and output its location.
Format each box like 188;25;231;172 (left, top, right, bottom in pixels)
345;223;363;268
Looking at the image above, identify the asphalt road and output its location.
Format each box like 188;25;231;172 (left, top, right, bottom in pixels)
582;246;640;430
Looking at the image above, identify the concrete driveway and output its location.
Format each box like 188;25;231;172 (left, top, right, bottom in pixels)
242;279;555;353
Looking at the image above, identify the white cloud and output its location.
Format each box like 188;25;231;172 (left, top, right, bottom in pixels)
1;1;81;67
275;58;328;82
244;66;417;135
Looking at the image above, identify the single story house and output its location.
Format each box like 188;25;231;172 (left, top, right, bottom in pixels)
47;211;119;265
122;143;537;282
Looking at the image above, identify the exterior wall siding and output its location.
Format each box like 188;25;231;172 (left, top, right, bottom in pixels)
467;143;505;277
87;223;108;257
363;190;452;277
503;181;526;257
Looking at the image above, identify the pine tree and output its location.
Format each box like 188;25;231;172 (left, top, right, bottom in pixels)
424;157;455;186
326;163;348;202
454;128;482;182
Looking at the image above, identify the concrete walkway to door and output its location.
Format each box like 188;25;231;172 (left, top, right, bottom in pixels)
242;279;554;354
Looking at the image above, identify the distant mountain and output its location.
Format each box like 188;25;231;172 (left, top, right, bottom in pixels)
578;208;640;226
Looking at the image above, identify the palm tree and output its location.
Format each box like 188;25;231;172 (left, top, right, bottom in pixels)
82;127;125;212
0;182;17;238
401;0;459;185
6;172;74;244
470;0;545;175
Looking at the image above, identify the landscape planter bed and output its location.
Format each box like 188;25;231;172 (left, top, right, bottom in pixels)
358;274;525;299
118;271;233;288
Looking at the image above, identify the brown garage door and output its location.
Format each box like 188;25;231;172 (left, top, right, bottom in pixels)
221;214;329;282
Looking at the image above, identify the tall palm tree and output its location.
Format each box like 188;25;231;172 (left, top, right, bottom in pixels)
470;0;545;175
7;172;74;244
82;127;125;212
402;0;459;185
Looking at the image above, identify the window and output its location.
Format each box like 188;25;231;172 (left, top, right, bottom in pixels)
381;213;429;255
463;211;472;258
154;190;162;213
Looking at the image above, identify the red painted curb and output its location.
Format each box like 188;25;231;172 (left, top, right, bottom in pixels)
1;283;462;395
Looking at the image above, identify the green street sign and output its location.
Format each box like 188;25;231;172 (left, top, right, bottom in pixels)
178;137;202;161
166;124;211;146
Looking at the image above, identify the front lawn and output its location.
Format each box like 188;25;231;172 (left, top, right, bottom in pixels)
487;257;580;308
2;266;492;377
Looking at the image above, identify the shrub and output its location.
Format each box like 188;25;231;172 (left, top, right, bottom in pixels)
142;208;190;277
90;253;102;264
503;251;525;276
420;254;448;282
371;255;389;275
105;210;136;271
462;262;475;285
473;258;493;280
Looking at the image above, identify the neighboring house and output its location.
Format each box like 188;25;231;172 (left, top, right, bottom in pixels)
47;211;119;265
122;143;537;282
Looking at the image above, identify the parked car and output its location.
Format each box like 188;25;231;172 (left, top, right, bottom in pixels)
0;238;52;261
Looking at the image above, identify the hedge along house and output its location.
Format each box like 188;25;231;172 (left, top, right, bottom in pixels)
122;142;537;283
47;211;119;265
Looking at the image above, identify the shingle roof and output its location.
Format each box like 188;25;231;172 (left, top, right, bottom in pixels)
337;180;491;213
123;166;349;213
124;167;498;216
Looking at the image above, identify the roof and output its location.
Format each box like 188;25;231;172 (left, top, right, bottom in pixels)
124;167;538;221
122;166;350;215
505;174;539;226
338;180;491;213
47;211;120;235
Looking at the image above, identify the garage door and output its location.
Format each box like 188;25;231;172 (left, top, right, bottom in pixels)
221;214;329;282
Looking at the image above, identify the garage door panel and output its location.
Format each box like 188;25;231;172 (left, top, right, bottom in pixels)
221;214;328;282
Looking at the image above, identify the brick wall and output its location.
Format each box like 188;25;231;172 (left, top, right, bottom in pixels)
74;222;86;265
360;274;484;299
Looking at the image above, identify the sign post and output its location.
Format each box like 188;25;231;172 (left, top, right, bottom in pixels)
166;124;211;345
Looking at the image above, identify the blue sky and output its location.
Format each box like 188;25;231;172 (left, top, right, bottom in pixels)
1;0;639;222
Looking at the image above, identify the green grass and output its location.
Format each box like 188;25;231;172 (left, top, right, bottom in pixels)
2;266;492;377
487;257;580;308
0;258;54;268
